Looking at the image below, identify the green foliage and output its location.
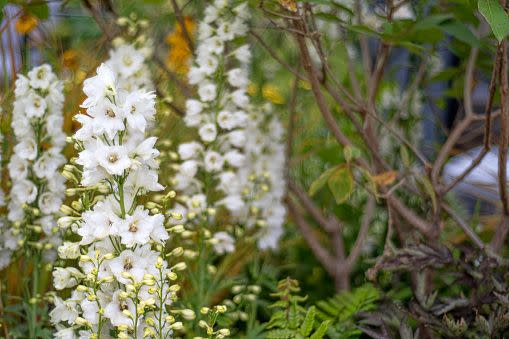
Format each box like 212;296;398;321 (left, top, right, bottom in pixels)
309;165;354;204
315;284;380;338
478;0;509;42
264;278;330;339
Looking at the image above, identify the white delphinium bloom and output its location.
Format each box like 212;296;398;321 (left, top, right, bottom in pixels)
105;42;154;92
239;103;287;250
52;63;175;338
6;64;65;268
170;0;253;252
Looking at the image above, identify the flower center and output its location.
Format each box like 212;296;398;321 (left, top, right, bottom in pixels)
37;69;45;80
123;56;133;66
130;105;136;114
34;99;41;108
108;153;119;163
106;108;116;118
128;221;138;232
119;302;128;311
123;258;133;270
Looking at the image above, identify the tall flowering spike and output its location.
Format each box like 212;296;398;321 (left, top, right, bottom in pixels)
170;0;286;252
52;63;175;338
0;130;16;270
170;0;251;248
6;64;66;266
242;103;287;250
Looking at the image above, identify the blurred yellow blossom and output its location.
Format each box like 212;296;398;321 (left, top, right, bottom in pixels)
247;83;258;96
262;84;285;104
62;50;79;70
15;12;38;34
166;16;196;75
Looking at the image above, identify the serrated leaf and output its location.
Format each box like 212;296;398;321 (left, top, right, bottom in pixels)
327;166;354;204
478;0;509;42
266;329;295;339
310;320;330;339
288;299;299;329
309;166;337;196
300;306;316;336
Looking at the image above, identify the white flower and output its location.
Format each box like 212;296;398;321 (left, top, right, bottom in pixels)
50;296;79;325
108;247;149;284
217;110;236;130
14;138;38;160
212;232;235;254
204;151;224;172
217;195;245;213
198;123;217;143
231;89;249;108
227;68;248;88
96;144;131;175
28;64;55;89
58;242;81;259
227;130;246;148
11;179;38;203
25;92;47;118
118;206;155;247
186;99;204;116
104;290;136;327
178;142;203;160
39;191;63;214
53;267;83;290
82;64;117;108
107;44;145;77
224;150;245;167
234;45;252;63
122;90;156;133
198;82;217;102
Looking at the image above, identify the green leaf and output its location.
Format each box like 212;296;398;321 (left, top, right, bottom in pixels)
310;320;330;339
26;2;49;20
346;24;380;38
300;306;316;337
478;0;509;42
327;166;354;204
0;0;7;22
439;20;480;46
413;14;453;31
309;166;337;197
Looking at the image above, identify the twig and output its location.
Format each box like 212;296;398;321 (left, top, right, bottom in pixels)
346;196;376;269
170;0;194;55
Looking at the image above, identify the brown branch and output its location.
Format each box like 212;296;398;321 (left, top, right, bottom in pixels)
441;204;485;250
346;196;376;269
287;198;335;275
288;179;339;233
463;46;479;117
249;29;306;81
498;40;509;215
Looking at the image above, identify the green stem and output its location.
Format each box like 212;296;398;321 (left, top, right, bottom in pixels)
28;251;40;338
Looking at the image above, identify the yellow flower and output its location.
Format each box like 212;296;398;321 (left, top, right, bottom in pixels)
15;12;38;35
247;83;258;96
262;84;285;104
62;50;79;70
165;17;196;75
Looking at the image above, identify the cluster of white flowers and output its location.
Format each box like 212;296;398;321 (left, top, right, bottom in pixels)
0;130;14;270
4;64;66;267
52;64;181;338
240;103;286;250
105;42;153;93
170;0;251;254
170;0;287;253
